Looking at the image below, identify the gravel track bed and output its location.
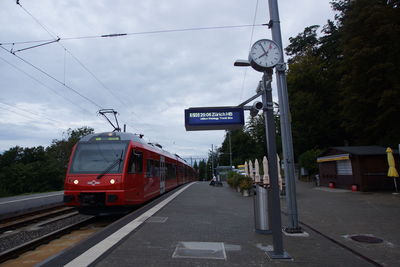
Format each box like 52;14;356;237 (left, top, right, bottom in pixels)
0;214;92;253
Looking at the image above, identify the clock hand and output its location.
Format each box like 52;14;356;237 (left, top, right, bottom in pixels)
259;43;267;54
256;52;267;59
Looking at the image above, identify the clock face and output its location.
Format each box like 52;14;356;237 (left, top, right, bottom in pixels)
249;39;281;69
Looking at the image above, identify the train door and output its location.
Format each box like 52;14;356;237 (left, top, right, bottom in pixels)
126;148;144;202
160;156;165;194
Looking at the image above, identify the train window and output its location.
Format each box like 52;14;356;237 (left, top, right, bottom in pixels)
154;160;160;177
166;163;176;180
128;150;143;174
70;142;127;174
146;159;154;177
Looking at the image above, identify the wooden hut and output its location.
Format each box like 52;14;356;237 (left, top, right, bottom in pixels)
317;146;399;191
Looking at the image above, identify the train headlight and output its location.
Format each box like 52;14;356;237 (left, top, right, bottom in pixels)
110;179;116;184
73;179;79;185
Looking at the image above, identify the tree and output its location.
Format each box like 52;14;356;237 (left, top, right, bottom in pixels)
286;25;320;64
335;0;400;146
286;14;346;157
0;126;94;197
198;160;207;181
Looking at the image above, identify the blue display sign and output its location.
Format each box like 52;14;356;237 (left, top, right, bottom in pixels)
185;107;244;131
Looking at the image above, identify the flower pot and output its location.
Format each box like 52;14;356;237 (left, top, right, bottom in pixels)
242;189;250;197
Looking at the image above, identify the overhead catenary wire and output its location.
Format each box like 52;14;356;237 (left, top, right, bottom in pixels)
0;45;103;110
0;24;266;46
0;101;62;124
240;0;260;102
2;1;267;150
0;55;95;115
15;1;141;121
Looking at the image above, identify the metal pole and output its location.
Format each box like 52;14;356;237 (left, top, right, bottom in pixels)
262;70;290;259
229;131;233;168
211;144;214;178
268;0;301;232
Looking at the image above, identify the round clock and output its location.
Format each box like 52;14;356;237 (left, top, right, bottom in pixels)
248;39;282;71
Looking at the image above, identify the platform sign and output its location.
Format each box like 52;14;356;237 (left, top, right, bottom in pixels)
185;107;244;131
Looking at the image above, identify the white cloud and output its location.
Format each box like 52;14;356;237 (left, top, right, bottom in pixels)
0;0;334;159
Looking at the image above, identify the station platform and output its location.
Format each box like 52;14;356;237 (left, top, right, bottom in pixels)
39;181;400;266
0;191;63;220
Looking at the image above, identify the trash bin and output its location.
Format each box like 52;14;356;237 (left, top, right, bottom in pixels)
254;184;272;234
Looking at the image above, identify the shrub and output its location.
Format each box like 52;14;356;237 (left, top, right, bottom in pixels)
239;176;253;192
298;148;323;175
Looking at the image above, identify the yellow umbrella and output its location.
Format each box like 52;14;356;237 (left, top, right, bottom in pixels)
386;147;399;193
386;147;399;177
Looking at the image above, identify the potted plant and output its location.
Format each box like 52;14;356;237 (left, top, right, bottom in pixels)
226;171;237;188
239;176;253;196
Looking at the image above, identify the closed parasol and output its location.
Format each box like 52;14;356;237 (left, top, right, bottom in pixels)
277;154;283;191
249;160;254;180
254;159;261;183
262;156;270;185
386;147;399;193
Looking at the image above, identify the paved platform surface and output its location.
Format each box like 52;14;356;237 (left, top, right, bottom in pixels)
41;182;399;266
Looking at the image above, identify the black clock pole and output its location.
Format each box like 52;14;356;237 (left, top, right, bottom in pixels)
261;69;290;259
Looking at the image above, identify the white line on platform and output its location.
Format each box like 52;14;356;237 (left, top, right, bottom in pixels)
64;182;196;267
0;192;63;205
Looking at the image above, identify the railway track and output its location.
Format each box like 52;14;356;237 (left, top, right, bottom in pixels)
0;205;75;233
0;206;95;264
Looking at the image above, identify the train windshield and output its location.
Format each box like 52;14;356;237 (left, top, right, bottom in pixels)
69;141;128;174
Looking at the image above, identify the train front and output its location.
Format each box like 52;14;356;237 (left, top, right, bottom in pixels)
63;133;129;213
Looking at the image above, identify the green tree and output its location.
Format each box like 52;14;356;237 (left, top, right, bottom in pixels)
198;160;207;181
286;17;346;157
298;148;323;175
335;0;400;146
0;126;94;197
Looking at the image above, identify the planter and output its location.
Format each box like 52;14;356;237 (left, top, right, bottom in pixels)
242;189;250;197
237;186;241;193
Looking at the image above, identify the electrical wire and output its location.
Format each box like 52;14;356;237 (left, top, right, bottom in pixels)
15;1;139;120
0;55;94;115
0;24;265;46
0;101;61;124
240;0;260;101
0;45;103;110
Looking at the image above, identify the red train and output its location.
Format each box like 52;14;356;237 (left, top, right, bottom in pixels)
63;131;196;214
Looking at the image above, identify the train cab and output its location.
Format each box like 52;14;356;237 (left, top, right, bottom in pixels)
63;132;195;214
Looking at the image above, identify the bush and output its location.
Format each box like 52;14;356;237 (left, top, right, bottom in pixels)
239;176;253;192
298;148;323;175
226;171;246;189
226;171;237;187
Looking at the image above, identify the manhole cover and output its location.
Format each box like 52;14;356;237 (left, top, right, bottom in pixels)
172;242;226;260
350;235;383;244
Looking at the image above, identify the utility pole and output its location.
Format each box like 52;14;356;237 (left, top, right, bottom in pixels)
268;0;301;232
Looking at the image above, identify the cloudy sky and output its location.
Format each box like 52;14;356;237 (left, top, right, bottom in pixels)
0;0;335;162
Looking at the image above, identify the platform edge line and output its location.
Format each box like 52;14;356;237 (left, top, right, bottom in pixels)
64;182;196;267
